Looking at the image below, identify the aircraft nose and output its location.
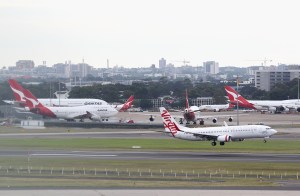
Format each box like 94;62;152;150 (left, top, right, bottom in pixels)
271;129;277;135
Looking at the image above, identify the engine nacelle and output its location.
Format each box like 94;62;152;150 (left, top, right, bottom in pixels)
268;106;276;112
89;116;101;121
149;115;154;122
231;138;244;142
279;106;288;112
212;118;217;123
228;117;233;122
217;135;231;142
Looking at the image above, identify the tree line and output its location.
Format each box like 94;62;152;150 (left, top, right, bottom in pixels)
0;77;299;109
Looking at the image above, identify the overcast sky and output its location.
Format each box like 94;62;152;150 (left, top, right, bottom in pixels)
1;0;300;68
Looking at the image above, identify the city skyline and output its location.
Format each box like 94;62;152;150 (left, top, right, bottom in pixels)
1;0;300;68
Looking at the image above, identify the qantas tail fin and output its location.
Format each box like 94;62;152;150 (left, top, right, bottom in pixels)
224;86;251;106
23;89;43;109
119;95;134;112
159;107;184;137
185;89;190;109
8;79;26;102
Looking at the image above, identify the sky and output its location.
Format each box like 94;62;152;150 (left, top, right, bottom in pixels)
1;0;300;68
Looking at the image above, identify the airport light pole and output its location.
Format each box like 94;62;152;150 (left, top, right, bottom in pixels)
298;76;299;102
236;75;239;126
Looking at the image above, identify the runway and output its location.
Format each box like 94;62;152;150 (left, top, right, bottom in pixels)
1;150;300;163
0;129;298;140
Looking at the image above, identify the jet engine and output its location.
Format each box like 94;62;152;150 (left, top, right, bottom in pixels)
268;106;277;113
212;118;217;123
149;115;155;122
217;135;231;142
89;116;101;121
278;106;288;112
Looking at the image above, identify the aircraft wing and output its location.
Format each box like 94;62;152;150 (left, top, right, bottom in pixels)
65;111;91;119
183;131;218;141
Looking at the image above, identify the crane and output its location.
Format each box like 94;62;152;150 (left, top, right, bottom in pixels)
170;59;190;66
246;58;273;66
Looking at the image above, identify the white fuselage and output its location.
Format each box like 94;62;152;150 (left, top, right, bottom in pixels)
165;125;276;141
38;98;108;107
51;105;118;120
199;104;230;112
248;99;300;111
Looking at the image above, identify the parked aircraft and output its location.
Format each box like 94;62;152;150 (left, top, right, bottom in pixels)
23;89;118;122
179;90;233;124
160;107;277;146
5;79;109;107
112;95;134;112
6;79;133;112
198;103;234;112
225;86;300;113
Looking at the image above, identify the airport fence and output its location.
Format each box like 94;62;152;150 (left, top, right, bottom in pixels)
0;166;299;181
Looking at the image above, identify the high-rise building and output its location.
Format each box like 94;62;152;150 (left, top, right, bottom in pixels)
159;58;166;69
203;61;219;74
16;60;34;69
255;70;300;91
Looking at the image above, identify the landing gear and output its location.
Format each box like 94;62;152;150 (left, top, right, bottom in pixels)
200;119;204;125
211;141;217;146
193;121;196;125
263;139;267;143
220;142;225;146
80;119;84;122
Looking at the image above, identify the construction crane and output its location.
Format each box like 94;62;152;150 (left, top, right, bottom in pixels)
170;59;190;66
246;58;273;66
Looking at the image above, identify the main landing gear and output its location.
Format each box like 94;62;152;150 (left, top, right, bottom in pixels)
263;139;267;143
211;141;225;146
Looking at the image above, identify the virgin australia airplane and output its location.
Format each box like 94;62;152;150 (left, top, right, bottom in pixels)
159;107;277;146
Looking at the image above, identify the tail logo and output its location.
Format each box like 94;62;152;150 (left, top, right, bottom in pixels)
25;96;40;108
225;88;240;101
10;86;26;102
161;109;179;136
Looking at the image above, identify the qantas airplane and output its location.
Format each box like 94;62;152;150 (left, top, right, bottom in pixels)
160;107;277;146
6;79;108;107
6;79;134;112
112;95;134;112
225;86;300;113
23;89;118;122
178;90;233;124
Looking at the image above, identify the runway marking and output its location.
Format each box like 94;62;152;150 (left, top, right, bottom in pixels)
31;153;117;157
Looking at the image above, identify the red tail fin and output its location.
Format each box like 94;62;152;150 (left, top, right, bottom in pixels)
8;79;26;102
119;95;134;112
23;89;43;108
185;89;190;109
224;86;252;106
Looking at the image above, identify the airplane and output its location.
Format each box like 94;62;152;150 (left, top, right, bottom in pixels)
111;95;134;112
225;86;300;113
179;89;233;124
23;89;118;122
159;107;277;146
5;79;109;108
198;103;234;112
